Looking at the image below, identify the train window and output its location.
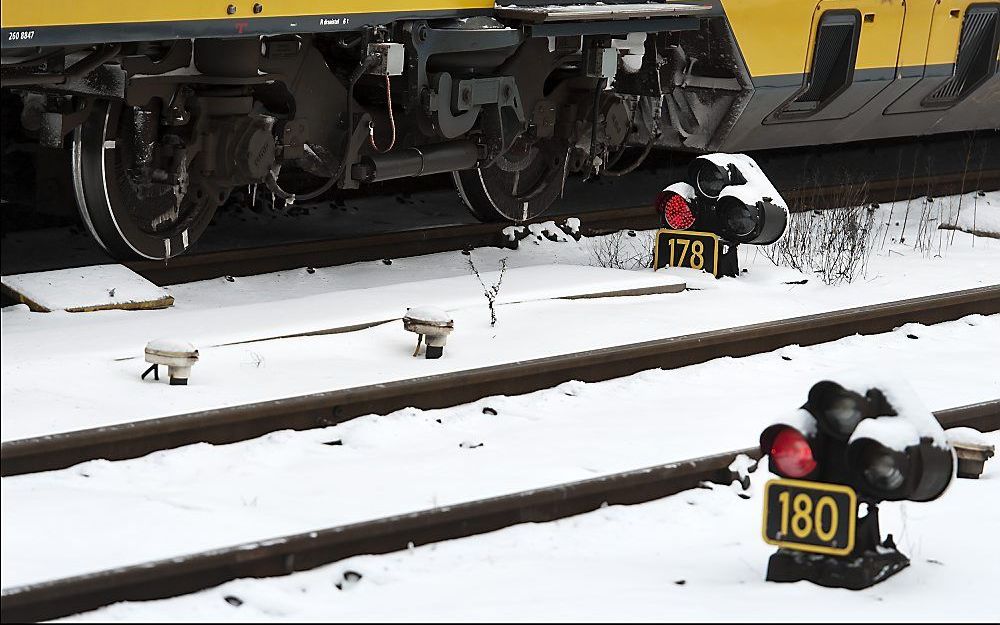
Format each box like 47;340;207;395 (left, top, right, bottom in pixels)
924;6;1000;106
785;12;860;113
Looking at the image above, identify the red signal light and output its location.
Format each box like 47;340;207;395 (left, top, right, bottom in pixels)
770;427;817;478
655;192;695;230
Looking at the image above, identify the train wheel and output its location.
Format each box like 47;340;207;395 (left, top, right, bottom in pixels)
453;136;567;223
72;100;220;260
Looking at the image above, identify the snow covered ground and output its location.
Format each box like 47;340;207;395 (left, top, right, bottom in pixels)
2;192;998;442
64;431;1000;622
2;313;997;590
940;189;1000;238
1;190;999;620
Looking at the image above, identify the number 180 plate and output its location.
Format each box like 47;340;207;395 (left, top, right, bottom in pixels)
762;479;857;556
653;229;720;276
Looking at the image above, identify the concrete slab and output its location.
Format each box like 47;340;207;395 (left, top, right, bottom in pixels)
1;265;173;312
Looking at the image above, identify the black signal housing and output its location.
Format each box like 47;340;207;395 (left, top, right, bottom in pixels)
759;379;957;589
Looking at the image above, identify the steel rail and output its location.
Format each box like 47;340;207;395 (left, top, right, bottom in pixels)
125;169;1000;286
125;206;655;286
1;401;995;623
2;285;997;477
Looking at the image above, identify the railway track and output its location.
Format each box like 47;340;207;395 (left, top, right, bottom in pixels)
2;400;996;623
3;285;997;477
126;168;1000;286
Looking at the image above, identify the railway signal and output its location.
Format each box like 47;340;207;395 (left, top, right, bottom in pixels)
759;380;955;589
654;153;788;277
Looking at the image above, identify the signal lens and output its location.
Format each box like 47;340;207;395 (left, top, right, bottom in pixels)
655;192;695;230
770;428;817;478
808;382;868;439
695;162;728;198
863;454;906;491
855;441;910;498
718;197;759;239
823;396;864;437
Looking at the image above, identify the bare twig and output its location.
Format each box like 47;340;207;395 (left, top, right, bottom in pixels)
898;154;920;245
468;257;508;327
881;151;904;250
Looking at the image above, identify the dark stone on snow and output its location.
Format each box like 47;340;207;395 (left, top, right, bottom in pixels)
336;570;363;590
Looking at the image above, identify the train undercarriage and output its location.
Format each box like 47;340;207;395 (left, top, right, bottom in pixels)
0;4;740;259
3;1;998;260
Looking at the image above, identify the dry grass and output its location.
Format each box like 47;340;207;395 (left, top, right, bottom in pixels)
589;230;655;270
762;181;883;285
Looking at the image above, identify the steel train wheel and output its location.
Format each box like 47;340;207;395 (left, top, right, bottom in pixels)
72;100;218;260
453;136;568;223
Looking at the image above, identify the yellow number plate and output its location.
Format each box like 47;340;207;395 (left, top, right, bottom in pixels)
762;479;857;556
653;229;720;276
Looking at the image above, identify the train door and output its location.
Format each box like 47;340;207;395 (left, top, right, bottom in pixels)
766;0;905;122
886;1;1000;114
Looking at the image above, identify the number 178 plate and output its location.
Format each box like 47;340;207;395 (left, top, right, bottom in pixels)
653;229;719;276
762;479;857;556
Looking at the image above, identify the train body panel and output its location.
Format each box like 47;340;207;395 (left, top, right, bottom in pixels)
711;0;816;79
701;0;1000;152
1;0;494;27
2;1;494;49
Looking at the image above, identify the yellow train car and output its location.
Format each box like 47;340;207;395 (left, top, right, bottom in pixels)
2;1;998;259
